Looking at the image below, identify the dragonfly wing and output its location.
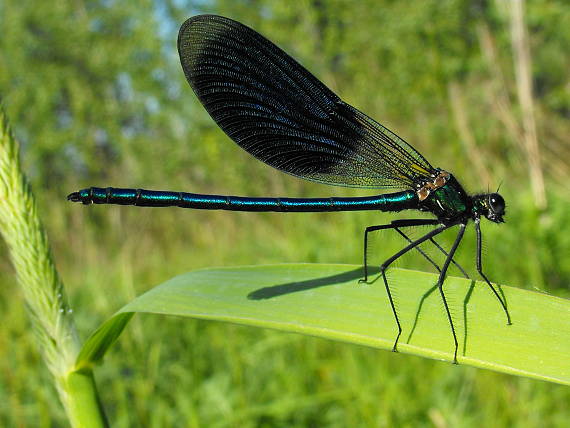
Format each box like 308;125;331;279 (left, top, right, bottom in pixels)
178;15;434;189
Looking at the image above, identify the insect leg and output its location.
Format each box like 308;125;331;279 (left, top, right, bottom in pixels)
394;228;442;273
428;237;470;279
475;218;512;325
436;222;466;364
377;223;453;353
394;230;470;279
360;219;440;283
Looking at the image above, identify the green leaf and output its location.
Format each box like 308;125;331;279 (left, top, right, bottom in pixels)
76;264;570;385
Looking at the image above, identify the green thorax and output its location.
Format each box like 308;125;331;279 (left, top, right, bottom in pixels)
420;174;471;221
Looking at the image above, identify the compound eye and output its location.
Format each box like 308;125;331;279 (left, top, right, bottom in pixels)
488;193;505;215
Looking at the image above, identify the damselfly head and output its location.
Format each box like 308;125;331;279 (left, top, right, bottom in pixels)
473;193;505;223
484;193;506;223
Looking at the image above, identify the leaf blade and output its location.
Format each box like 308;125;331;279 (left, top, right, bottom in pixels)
76;264;570;385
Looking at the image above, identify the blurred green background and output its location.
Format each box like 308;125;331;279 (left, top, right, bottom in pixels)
1;0;569;426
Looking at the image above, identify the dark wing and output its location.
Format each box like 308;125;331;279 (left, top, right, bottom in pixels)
177;14;434;189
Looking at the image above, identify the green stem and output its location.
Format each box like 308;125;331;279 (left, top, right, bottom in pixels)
64;370;109;428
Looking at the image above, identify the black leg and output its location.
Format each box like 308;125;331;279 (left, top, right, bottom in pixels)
377;223;454;353
395;228;442;273
475;219;512;325
436;222;466;364
359;219;440;283
360;218;469;282
395;230;470;279
428;237;470;279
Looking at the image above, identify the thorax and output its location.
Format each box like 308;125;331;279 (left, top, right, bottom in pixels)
417;171;471;222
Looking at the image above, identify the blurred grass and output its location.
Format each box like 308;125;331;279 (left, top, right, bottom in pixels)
1;0;570;426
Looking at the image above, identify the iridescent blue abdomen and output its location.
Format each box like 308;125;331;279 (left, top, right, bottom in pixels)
70;187;420;213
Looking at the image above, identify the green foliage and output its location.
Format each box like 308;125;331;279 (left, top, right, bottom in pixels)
1;0;569;426
79;265;570;385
